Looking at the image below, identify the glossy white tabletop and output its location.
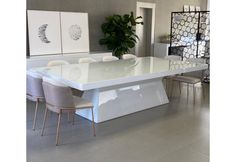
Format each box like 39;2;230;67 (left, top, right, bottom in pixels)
32;57;208;90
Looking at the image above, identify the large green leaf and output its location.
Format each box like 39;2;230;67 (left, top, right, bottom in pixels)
99;12;143;57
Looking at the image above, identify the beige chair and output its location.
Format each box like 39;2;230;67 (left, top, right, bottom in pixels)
78;57;97;63
122;54;137;60
41;77;96;146
102;56;119;62
163;55;182;96
47;60;69;67
171;58;206;104
47;59;81;99
27;71;44;130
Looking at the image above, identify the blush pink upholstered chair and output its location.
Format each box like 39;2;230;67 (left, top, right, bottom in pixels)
27;70;44;130
41;77;96;146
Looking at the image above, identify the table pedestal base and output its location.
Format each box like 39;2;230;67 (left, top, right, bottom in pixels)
76;78;169;123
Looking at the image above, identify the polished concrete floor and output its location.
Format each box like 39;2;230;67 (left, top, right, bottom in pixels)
27;82;209;162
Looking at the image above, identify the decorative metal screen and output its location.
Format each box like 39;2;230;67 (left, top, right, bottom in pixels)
198;12;210;57
170;11;210;60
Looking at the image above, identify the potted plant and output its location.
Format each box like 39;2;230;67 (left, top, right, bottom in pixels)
99;12;143;59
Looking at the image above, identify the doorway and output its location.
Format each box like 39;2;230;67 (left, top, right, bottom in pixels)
135;2;156;57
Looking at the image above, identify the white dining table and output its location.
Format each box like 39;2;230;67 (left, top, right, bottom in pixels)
32;56;208;123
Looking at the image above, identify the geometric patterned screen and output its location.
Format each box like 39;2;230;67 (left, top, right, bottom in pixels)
170;11;210;60
198;12;210;57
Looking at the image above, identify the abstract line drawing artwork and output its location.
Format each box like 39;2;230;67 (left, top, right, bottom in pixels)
38;24;51;43
61;12;90;53
69;24;82;40
27;10;62;56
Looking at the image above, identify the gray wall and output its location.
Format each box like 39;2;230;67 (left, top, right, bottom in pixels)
27;0;207;52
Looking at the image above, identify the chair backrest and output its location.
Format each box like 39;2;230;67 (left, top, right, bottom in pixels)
78;57;97;63
187;58;206;64
47;60;69;67
122;54;137;60
42;77;74;108
27;71;44;98
102;56;119;62
164;55;182;61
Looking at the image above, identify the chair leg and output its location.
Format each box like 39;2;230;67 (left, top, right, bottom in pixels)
41;107;48;136
67;112;70;123
32;99;39;130
167;79;170;97
72;112;75;125
91;108;96;136
170;80;174;99
202;83;205;100
193;85;196;105
178;81;181;95
56;112;62;146
187;83;189;103
201;70;204;81
165;79;167;92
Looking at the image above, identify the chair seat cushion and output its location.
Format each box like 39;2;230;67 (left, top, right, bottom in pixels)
164;76;174;79
27;95;37;101
164;75;179;79
27;95;44;102
172;75;201;84
71;88;84;97
73;96;93;109
45;96;93;113
27;70;43;78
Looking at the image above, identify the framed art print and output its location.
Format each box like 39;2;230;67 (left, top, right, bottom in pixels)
195;6;201;11
183;5;189;12
27;10;62;56
60;12;90;54
189;5;195;11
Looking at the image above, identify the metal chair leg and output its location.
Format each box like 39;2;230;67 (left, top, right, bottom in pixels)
187;83;189;103
170;80;174;99
165;79;167;92
167;79;170;97
91;108;96;136
32;99;39;130
178;81;181;95
72;112;75;125
67;112;70;123
193;85;196;105
202;83;205;100
41;107;48;136
56;113;62;146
